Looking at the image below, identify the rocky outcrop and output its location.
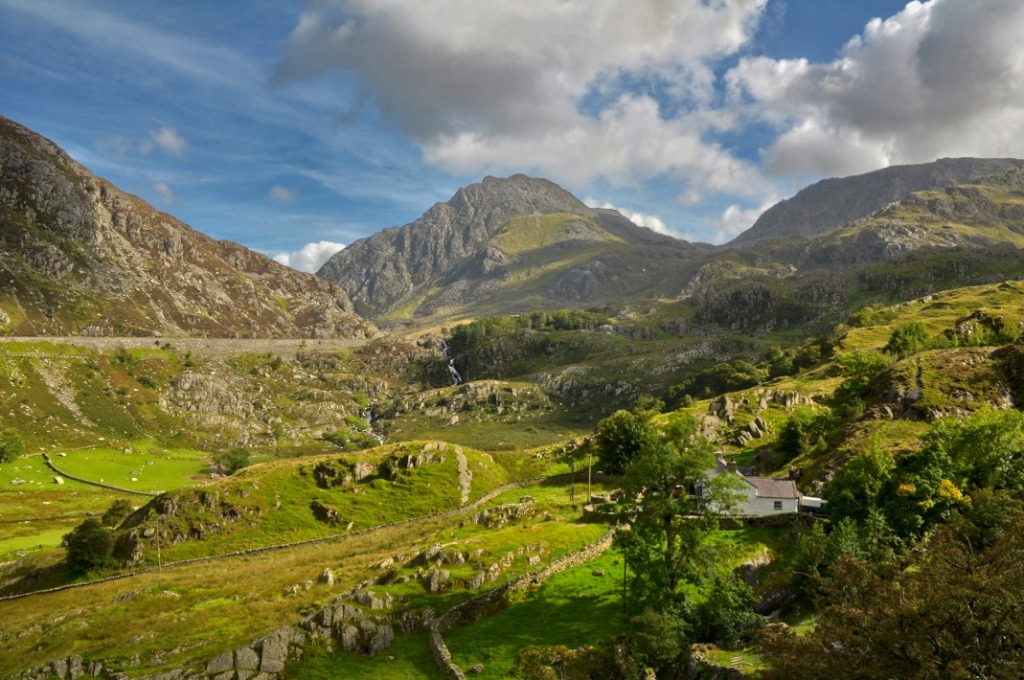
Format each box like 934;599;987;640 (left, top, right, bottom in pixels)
0;115;372;338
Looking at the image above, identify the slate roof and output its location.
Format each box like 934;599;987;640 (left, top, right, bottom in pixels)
745;476;799;499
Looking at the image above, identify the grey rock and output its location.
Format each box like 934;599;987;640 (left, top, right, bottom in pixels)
206;652;235;675
235;646;260;671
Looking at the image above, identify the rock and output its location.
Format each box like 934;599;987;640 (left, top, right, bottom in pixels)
426;569;450;593
206;652;234;675
53;476;64;485
318;568;335;586
528;555;541;566
339;624;361;653
51;659;68;679
470;662;486;674
352;461;375;481
257;629;291;674
367;623;395;656
235;647;260;672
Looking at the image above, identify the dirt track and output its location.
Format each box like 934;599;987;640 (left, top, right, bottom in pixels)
0;336;369;357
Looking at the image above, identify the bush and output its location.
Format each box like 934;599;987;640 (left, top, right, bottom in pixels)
212;447;251;475
884;321;931;358
64;518;114;572
101;499;135;528
0;429;24;463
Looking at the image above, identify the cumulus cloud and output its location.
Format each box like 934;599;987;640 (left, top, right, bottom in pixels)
710;200;777;244
140;127;188;157
273;241;346;273
727;0;1024;178
587;199;677;237
269;185;298;203
152;181;177;205
274;0;770;202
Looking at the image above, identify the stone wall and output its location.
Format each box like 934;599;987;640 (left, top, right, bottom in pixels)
9;472;616;678
42;453;159;498
427;528;617;679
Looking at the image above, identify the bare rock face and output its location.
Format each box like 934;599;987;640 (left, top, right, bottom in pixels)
317;174;703;323
0;115;373;338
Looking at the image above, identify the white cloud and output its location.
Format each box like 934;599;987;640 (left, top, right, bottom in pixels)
152;181;177;205
269;185;298;203
727;0;1024;178
711;201;777;244
139;127;188;158
587;198;675;236
273;241;346;273
275;0;770;204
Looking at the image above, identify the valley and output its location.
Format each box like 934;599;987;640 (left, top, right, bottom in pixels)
3;117;1024;678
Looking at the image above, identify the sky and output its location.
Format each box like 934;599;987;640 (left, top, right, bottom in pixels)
3;0;1024;272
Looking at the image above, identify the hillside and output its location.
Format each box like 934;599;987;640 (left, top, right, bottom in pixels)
0;116;371;338
317;174;709;326
731;157;1020;245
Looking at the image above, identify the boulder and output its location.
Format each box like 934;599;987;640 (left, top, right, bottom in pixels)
318;568;335;586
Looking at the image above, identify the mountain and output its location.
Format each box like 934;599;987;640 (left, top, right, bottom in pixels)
317;174;710;324
0;116;371;338
731;157;1021;245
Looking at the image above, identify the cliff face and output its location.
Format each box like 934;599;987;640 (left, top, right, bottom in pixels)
317;174;706;323
731;157;1021;245
0;116;372;338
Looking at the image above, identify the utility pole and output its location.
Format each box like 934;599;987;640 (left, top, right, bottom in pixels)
569;454;575;503
587;450;592;504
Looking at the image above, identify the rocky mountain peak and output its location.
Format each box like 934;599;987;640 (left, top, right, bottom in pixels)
0;115;372;338
317;175;702;324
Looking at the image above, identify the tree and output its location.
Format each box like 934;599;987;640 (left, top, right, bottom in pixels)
594;409;657;475
615;413;744;611
64;518;114;573
101;498;135;528
776;407;836;460
0;428;25;463
884;321;931;359
825;445;895;523
212;447;251;475
759;501;1024;679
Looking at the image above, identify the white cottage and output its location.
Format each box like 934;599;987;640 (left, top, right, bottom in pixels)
704;458;800;515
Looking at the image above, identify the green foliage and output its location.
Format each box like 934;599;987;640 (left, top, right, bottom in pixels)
672;359;767;400
629;608;688;672
884;321;931;358
759;500;1024;679
64;518;113;573
321;428;379;452
847;303;896;328
693;576;763;648
831;350;890;418
776;407;837;460
101;498;135;528
825;446;895;524
0;428;25;462
594;409;657;475
614;412;741;612
212;447;251;475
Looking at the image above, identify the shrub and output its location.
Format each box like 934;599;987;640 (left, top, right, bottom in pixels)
0;429;25;463
102;499;135;528
64;518;114;573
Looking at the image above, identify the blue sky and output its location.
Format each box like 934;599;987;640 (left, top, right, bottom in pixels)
3;0;1023;271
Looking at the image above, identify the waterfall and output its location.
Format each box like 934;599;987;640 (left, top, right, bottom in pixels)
440;339;463;386
362;407;385;445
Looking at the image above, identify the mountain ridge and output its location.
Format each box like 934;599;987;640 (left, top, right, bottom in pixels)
731;157;1021;245
0;116;371;338
317;174;707;324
